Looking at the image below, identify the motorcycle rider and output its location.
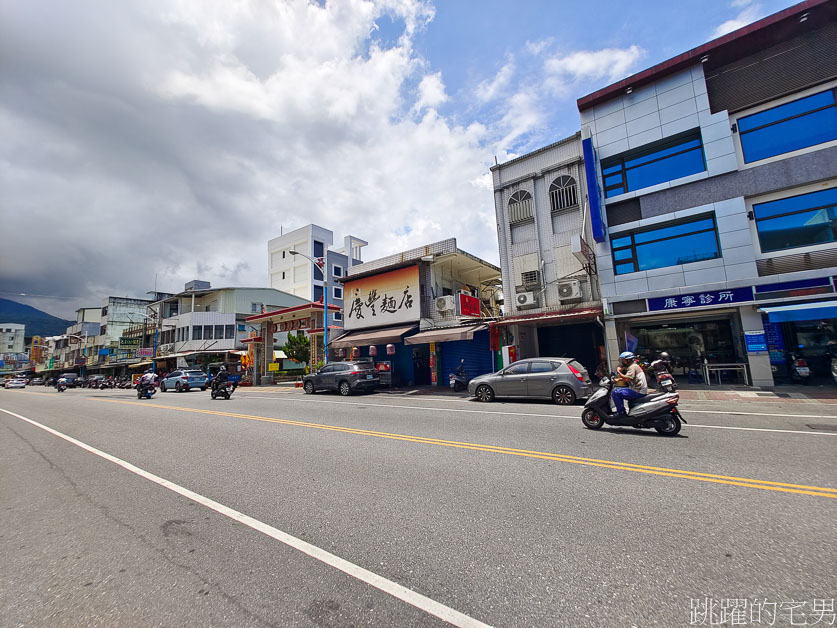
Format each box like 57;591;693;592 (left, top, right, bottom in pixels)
212;366;229;393
612;351;648;415
139;368;157;390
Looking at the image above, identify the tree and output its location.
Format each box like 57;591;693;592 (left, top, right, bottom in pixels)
282;332;310;365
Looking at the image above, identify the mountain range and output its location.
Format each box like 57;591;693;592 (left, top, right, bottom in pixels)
0;299;74;338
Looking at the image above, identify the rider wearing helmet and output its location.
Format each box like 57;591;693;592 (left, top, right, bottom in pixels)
139;368;157;387
612;351;648;415
212;365;229;392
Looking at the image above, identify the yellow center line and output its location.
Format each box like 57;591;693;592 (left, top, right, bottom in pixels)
91;398;837;499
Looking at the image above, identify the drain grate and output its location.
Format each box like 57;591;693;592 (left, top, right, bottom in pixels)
806;424;837;432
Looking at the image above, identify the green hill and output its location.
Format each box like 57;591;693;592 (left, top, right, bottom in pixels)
0;299;74;337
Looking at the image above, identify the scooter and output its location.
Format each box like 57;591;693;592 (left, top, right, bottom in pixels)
650;355;678;393
449;359;471;392
581;374;685;436
56;382;67;393
210;380;236;400
137;382;156;399
787;347;810;385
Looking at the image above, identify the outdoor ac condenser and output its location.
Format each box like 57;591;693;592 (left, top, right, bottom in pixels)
435;296;455;312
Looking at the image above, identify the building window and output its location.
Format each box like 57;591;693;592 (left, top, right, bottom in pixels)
611;215;721;275
282;272;285;280
738;89;837;163
314;265;324;281
333;286;344;300
192;325;202;340
521;270;540;285
753;187;837;253
251;302;263;313
601;130;706;198
333;311;343;321
214;325;224;340
332;264;343;278
204;325;213;340
508;190;534;223
282;251;286;259
225;325;234;339
313;285;324;301
313;240;324;258
549;175;578;211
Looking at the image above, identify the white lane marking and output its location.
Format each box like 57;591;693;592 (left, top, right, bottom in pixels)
0;407;491;628
241;395;837;426
685;424;836;435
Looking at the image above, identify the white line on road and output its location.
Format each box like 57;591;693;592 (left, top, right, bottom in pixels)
0;406;492;628
242;396;837;435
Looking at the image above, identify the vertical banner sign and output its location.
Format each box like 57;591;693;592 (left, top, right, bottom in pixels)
428;348;437;385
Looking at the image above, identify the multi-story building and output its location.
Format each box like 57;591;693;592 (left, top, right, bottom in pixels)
129;282;307;370
577;0;837;386
1;323;25;353
490;133;605;376
267;224;368;332
329;239;502;386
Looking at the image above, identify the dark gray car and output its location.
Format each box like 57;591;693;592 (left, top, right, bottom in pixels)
303;361;380;396
467;357;592;405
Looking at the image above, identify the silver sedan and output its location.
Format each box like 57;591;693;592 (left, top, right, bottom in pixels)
467;357;593;405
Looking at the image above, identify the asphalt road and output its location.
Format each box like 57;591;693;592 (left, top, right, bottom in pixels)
1;386;835;627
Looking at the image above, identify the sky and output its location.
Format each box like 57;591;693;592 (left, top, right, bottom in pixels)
0;0;800;318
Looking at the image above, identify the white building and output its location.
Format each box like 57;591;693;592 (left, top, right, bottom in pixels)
267;224;367;331
1;323;25;353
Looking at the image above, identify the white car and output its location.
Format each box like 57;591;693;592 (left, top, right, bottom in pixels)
4;378;27;389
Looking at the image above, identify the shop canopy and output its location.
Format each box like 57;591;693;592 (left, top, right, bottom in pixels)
759;300;837;323
404;324;487;345
329;325;417;348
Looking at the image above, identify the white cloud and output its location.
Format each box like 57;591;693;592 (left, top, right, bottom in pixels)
475;59;516;103
712;2;764;39
544;45;646;86
0;0;500;316
415;71;448;110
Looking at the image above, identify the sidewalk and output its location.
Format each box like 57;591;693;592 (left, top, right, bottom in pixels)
257;381;837;403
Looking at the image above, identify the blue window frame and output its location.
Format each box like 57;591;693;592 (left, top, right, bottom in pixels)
611;215;721;275
738;89;837;163
753;187;837;253
601;130;706;198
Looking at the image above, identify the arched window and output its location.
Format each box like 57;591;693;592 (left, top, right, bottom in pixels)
508;190;533;223
549;175;578;211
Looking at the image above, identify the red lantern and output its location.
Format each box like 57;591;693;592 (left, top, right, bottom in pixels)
386;343;396;355
352;347;360;358
369;345;378;357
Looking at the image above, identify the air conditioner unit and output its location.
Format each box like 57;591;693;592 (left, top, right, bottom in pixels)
516;292;538;309
557;280;583;302
435;296;455;312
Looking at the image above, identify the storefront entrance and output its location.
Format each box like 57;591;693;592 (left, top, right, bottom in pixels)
626;317;740;373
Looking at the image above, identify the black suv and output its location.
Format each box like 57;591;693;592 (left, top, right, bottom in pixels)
303;361;380;396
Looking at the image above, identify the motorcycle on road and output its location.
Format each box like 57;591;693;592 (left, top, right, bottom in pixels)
581;374;684;436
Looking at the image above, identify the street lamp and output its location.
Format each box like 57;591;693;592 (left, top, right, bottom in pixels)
289;249;329;364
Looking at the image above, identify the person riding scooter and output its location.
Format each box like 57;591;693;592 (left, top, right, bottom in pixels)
211;365;229;393
612;351;648;415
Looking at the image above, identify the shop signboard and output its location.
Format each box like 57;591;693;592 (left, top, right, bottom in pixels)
268;362;281;372
137;348;154;358
343;266;420;331
278;318;310;332
119;336;140;349
648;287;753;312
744;331;768;354
48;357;54;369
457;293;481;317
764;322;786;365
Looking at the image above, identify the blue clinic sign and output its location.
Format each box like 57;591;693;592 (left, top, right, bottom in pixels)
744;331;768;353
648;286;754;312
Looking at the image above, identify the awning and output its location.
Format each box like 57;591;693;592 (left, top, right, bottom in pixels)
404;324;487;345
274;350;287;359
240;336;263;343
328;325;417;348
758;300;837;323
492;307;602;327
129;361;154;368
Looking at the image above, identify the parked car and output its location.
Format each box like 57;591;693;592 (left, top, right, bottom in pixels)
467;357;593;405
30;377;44;386
4;378;27;389
160;370;208;392
303;361;380;396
